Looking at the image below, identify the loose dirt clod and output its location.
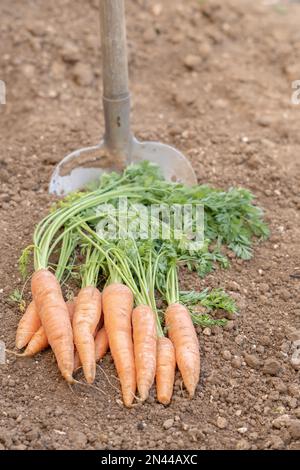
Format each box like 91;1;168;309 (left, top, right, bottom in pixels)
163;419;174;430
244;353;261;370
263;358;281;376
216;417;227;429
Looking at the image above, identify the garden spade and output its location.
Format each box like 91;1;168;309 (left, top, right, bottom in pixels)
49;0;197;196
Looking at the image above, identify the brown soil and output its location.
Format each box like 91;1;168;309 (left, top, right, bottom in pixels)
1;0;300;451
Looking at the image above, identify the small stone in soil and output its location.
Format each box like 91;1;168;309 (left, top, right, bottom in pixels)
11;444;27;451
244;353;261;369
224;320;235;331
236;439;251;450
288;384;300;398
272;378;287;393
294;409;300;419
263;358;281;375
256;116;274;127
288;420;300;439
272;415;291;429
260;335;272;346
232;356;242;368
163;419;174;430
238;427;248;434
99;433;108;443
227;280;240;291
285;328;300;342
270;435;284;450
68;430;88;448
198;43;212;59
222;350;232;361
61;42;80;63
203;328;211;336
183;54;202;70
216;417;227;429
290;355;300;370
235;334;245;346
72;63;94;86
137;422;146;431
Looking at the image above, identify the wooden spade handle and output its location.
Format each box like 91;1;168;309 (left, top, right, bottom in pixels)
99;0;129;100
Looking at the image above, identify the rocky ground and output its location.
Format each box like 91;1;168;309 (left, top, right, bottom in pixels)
0;0;299;450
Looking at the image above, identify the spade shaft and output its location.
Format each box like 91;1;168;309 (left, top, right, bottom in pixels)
100;0;129;99
100;0;132;156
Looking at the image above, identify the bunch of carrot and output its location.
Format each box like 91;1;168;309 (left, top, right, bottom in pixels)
15;231;200;406
13;162;268;406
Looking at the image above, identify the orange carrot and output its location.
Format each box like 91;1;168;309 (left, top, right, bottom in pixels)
73;350;81;372
23;326;48;357
94;327;109;362
74;327;109;372
132;305;157;401
66;299;76;320
31;269;74;383
98;314;104;330
103;283;136;407
156;337;176;405
15;301;41;349
73;286;102;384
23;300;76;357
73;318;101;371
165;303;200;397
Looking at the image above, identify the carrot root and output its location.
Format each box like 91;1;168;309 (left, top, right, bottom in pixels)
15;301;41;350
132;305;157;401
73;286;102;384
31;269;74;383
94;327;109;362
156;337;176;405
24;299;76;358
103;283;136;407
23;326;48;356
165;303;200;397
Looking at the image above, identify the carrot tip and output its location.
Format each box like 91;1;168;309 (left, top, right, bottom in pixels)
157;397;171;406
122;392;136;408
187;388;196;398
123;400;134;408
86;377;95;385
5;348;25;357
82;366;96;384
138;389;150;402
63;374;75;384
